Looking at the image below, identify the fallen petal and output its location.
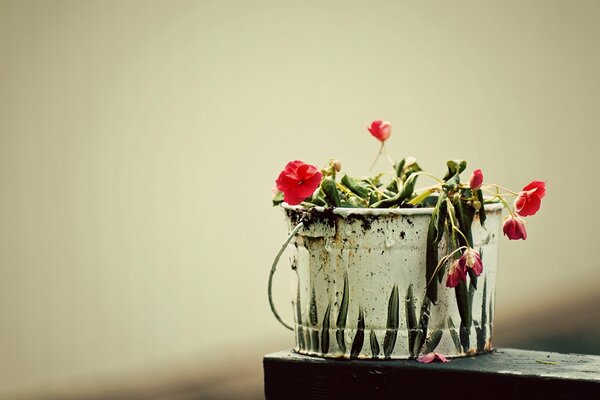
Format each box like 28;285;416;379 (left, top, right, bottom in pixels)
417;352;450;363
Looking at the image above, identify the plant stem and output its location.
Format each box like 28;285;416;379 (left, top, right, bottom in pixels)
484;184;520;196
427;246;467;287
481;188;517;218
412;171;444;184
369;142;384;172
381;143;396;166
366;180;391;199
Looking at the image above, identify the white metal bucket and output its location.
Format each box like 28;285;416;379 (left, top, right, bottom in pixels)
269;203;503;359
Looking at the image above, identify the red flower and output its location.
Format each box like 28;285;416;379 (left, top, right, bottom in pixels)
275;160;322;206
470;169;483;191
514;181;546;217
503;216;527;240
446;259;466;288
368;120;392;142
417;352;450;363
459;248;483;277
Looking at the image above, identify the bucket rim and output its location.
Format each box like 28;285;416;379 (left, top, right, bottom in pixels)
281;201;504;216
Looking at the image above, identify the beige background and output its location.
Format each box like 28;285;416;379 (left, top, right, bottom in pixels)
1;0;599;397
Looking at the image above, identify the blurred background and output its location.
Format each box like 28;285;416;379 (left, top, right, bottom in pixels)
1;0;599;399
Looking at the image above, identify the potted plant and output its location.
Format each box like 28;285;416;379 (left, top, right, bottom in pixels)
268;120;545;362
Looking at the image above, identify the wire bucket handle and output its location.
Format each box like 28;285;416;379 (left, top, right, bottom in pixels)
267;221;304;331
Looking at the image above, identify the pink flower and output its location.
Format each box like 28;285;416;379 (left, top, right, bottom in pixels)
368;120;392;142
470;169;483;191
503;216;527;240
446;259;466;288
417;352;450;363
459;248;483;277
514;181;546;217
275;160;322;206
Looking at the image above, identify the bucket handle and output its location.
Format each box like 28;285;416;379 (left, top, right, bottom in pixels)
268;221;304;331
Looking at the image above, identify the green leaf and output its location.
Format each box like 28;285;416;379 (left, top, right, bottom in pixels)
350;308;365;358
368;191;380;206
321;176;341;207
423;330;444;354
383;285;399;358
272;190;284;206
436;203;449;284
422;195;440;207
405;284;418;358
455;281;471;352
371;192;401;208
336;272;349;353
477;189;487;227
340;197;364;208
394;159;406;178
413;296;431;356
407;188;435;206
397;173;419;204
369;330;380;358
385;179;398;193
400;161;422;185
444;160;467;181
468;282;477;351
453;194;475;247
468;280;476;328
341;175;370;199
443;174;460;191
448;317;462;353
321;303;331;354
361;173;384;187
308;187;327;207
426;193;447;304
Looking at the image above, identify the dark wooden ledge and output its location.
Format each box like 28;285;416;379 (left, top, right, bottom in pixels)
264;348;600;399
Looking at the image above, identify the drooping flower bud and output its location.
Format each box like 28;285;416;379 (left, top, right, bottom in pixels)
502;216;527;240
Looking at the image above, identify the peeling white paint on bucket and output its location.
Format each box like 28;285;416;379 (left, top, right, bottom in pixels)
275;203;503;359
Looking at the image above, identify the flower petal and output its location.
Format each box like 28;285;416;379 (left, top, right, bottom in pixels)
275;160;322;206
417;352;450;363
522;180;546;199
515;193;541;217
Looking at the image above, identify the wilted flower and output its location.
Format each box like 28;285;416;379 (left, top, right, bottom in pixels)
503;216;527;240
446;259;467;288
514;181;546;217
331;159;342;172
459;248;483;277
368;120;392;142
470;169;483;191
275;160;322;206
